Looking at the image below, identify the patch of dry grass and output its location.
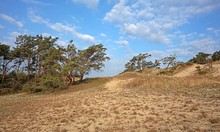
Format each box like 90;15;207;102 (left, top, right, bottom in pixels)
123;75;220;89
57;77;111;94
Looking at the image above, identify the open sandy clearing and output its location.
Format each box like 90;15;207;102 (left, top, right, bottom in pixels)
0;77;220;131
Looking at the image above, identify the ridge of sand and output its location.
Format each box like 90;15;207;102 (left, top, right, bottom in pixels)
173;64;204;77
173;62;220;77
104;78;134;92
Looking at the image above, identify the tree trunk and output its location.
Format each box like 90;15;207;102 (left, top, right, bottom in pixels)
80;73;84;82
166;63;170;69
1;59;12;84
27;52;31;78
2;65;6;84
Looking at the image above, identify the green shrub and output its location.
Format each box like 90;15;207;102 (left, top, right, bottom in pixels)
0;88;15;95
32;85;47;93
40;76;67;89
22;82;47;93
22;82;35;92
22;76;67;93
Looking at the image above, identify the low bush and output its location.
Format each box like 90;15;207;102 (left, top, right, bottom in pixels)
22;76;67;93
196;66;210;75
0;88;16;95
40;76;67;89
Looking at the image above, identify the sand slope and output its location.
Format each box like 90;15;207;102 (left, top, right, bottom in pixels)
0;76;220;131
173;62;220;77
173;64;204;77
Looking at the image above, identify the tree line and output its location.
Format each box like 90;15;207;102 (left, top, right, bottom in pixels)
124;51;220;72
0;35;109;93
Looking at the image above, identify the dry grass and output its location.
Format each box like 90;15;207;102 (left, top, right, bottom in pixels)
123;74;220;89
0;73;220;131
56;77;111;94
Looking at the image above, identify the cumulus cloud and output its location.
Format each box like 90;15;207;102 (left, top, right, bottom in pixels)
0;13;23;27
181;38;218;55
28;10;74;34
71;0;99;8
28;10;96;43
48;23;74;34
104;0;220;44
75;33;96;43
171;31;220;58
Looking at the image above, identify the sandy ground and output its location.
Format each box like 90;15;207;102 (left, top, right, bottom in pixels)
0;78;220;131
173;64;204;77
173;62;220;77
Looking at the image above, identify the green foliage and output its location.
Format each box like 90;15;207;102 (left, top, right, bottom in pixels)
0;43;14;84
189;52;211;64
75;44;110;81
1;35;110;94
125;53;154;72
22;82;36;92
161;55;177;69
22;76;67;93
40;76;67;89
0;88;16;95
212;51;220;61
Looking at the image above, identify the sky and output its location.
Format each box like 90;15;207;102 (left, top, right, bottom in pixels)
0;0;220;77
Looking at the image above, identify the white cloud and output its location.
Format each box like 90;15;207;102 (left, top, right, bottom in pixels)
42;33;67;46
28;9;49;24
100;33;107;37
104;0;134;23
122;23;170;44
28;10;96;43
114;36;129;45
75;33;96;43
104;0;220;44
29;11;71;35
172;31;220;58
28;10;74;34
48;23;74;34
207;27;220;37
0;13;23;27
71;0;99;8
181;38;218;55
0;31;26;47
114;40;128;45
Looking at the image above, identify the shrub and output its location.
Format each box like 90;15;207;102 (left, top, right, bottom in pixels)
22;82;48;93
0;88;15;95
40;76;67;89
196;66;209;75
22;76;67;93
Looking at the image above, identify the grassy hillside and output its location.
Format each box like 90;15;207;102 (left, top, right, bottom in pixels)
1;71;220;131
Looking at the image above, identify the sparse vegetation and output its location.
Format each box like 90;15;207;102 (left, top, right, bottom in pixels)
0;72;219;131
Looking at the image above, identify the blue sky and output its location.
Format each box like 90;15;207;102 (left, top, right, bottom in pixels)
0;0;220;77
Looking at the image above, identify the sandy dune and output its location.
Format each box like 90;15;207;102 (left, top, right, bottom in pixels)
173;64;204;77
173;62;220;77
0;76;220;131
